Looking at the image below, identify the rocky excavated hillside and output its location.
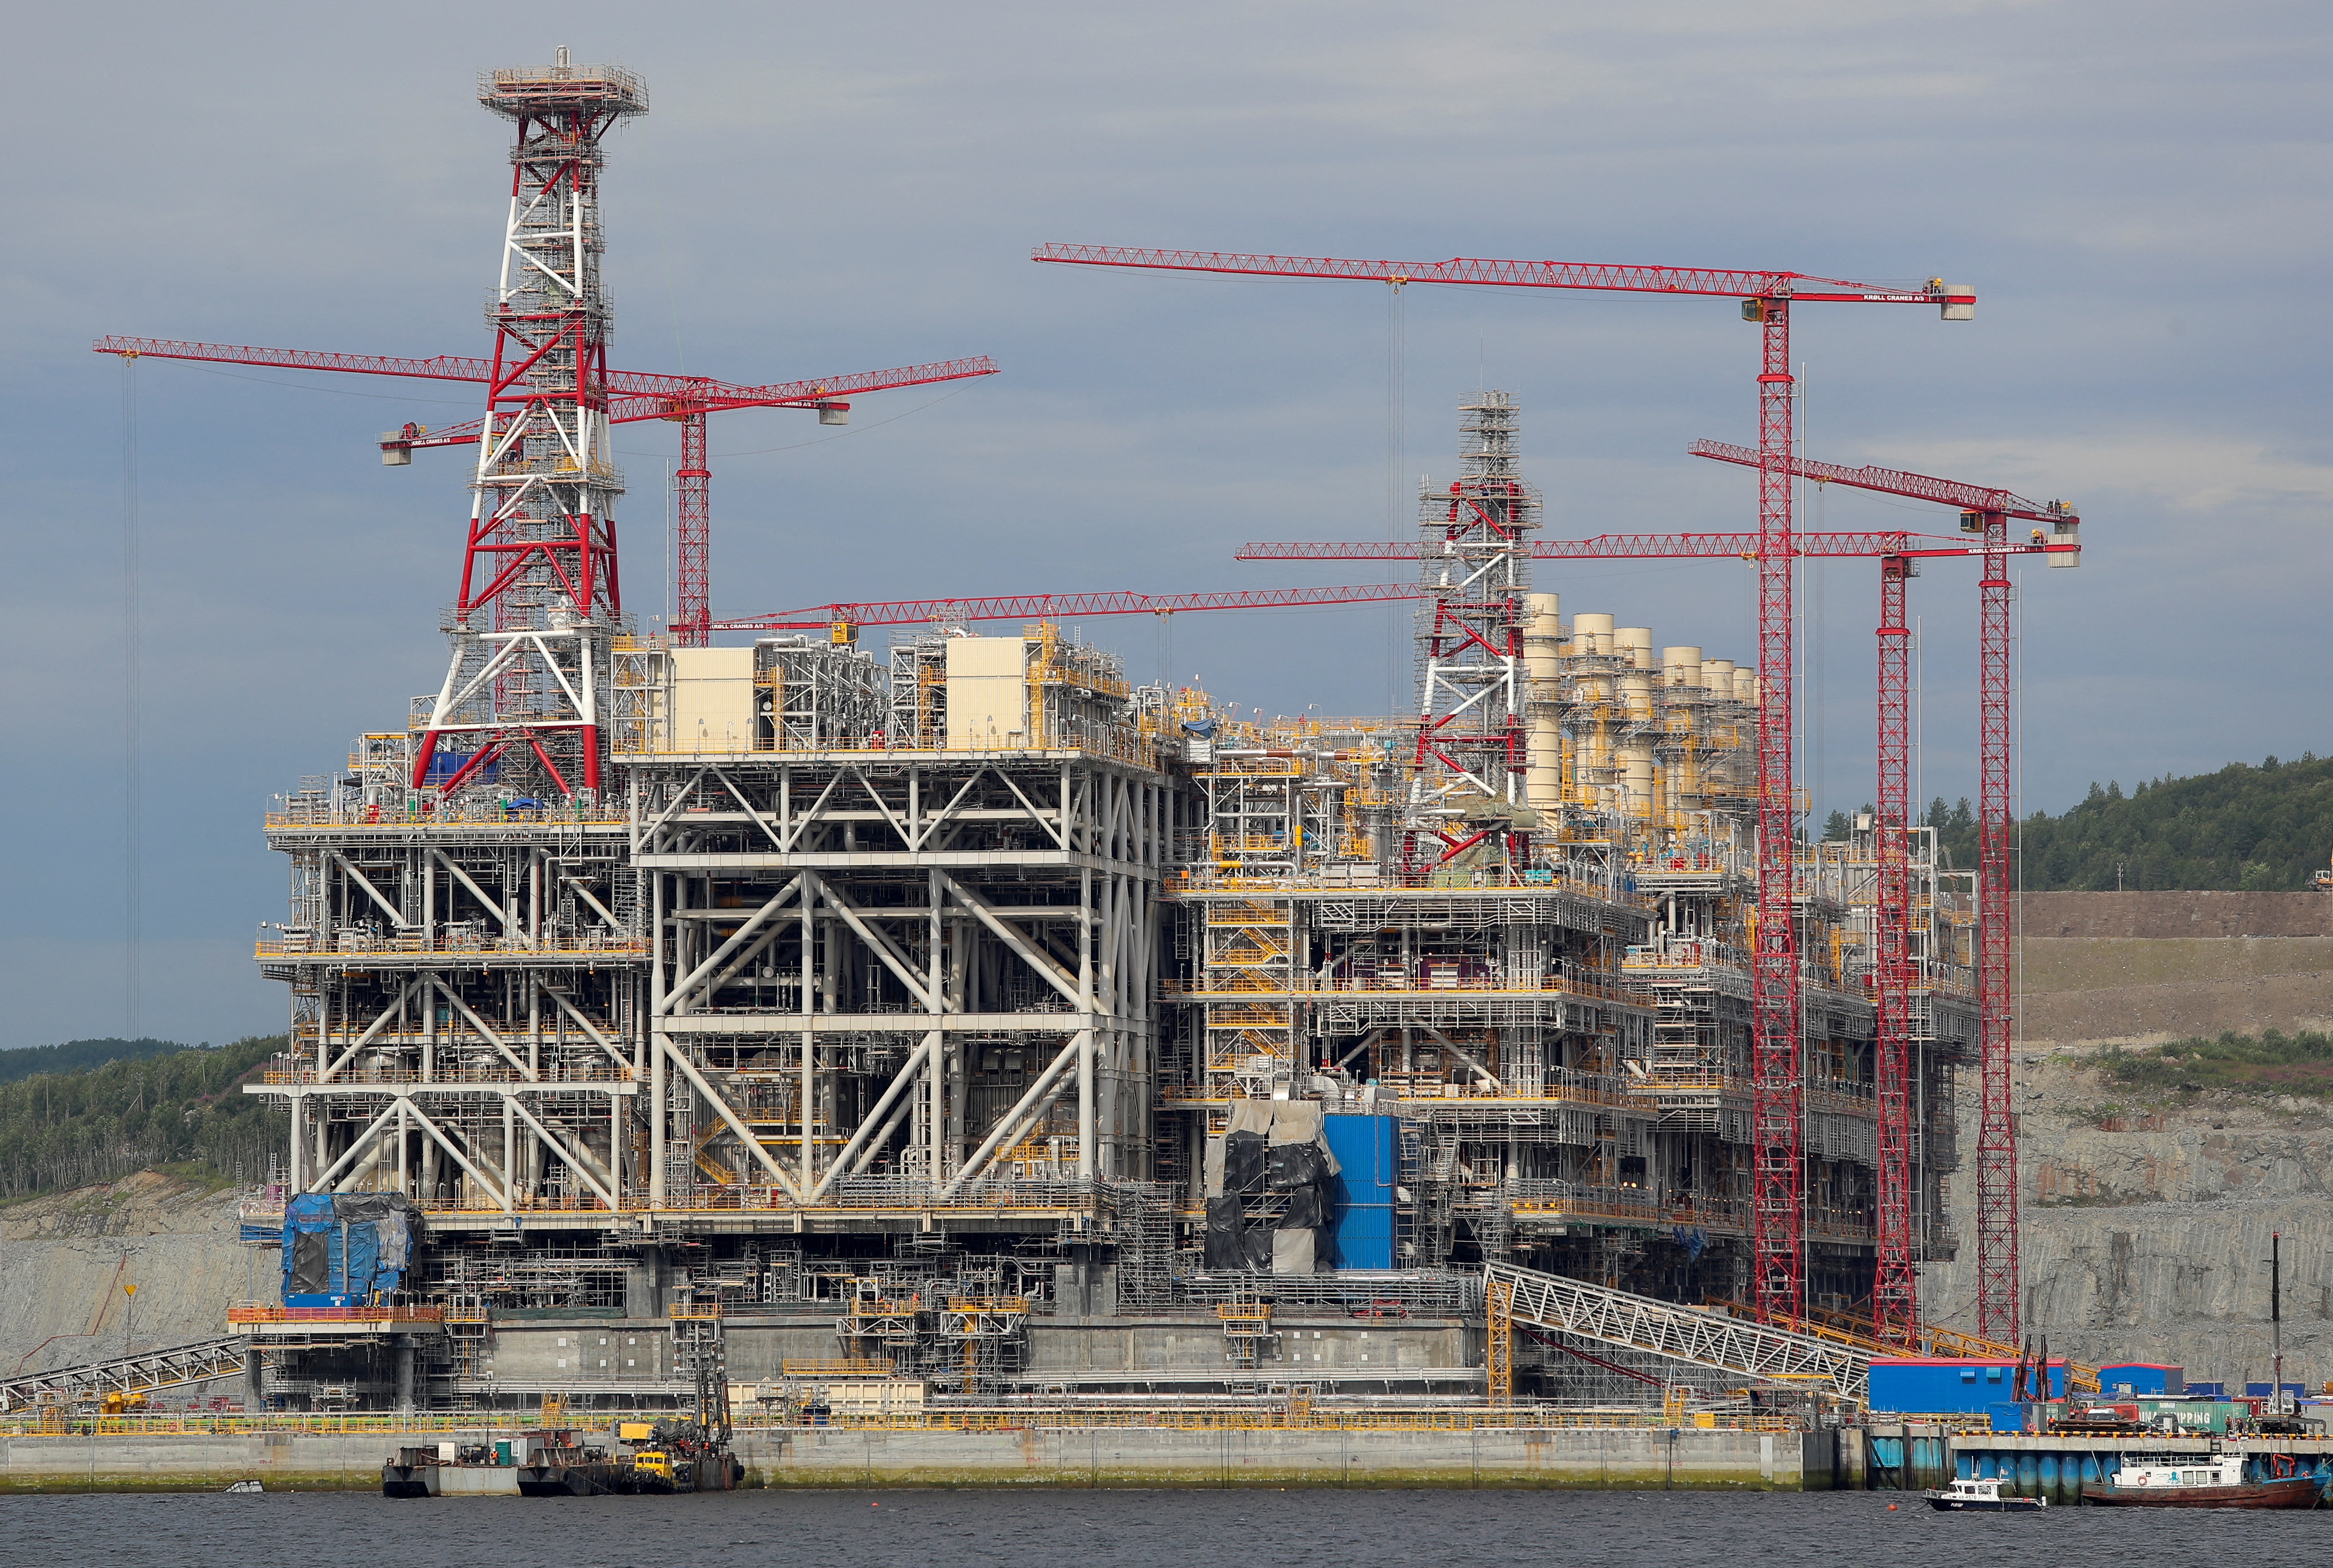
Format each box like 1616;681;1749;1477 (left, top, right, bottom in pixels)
1924;891;2333;1384
0;1170;258;1375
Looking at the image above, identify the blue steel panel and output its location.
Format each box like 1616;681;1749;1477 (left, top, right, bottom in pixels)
1324;1115;1398;1269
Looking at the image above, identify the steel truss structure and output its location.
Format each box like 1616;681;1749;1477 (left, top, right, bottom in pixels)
1406;391;1537;870
411;56;646;801
1486;1260;1869;1400
249;379;1982;1410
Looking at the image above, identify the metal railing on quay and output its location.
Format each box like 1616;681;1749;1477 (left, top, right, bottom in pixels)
738;1406;1810;1434
0;1406;1810;1438
1860;1412;1997;1434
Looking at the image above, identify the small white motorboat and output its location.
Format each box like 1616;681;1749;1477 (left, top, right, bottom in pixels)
1923;1475;2047;1512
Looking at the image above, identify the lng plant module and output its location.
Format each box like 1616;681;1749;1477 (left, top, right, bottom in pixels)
192;52;1995;1419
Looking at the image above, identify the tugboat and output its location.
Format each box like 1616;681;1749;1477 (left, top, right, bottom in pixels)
1924;1475;2048;1512
2081;1454;2321;1509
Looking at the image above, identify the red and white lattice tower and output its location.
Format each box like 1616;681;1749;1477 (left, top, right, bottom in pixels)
1406;392;1539;872
1974;510;2020;1338
412;51;647;799
672;411;711;647
1873;553;1917;1342
1748;302;1802;1319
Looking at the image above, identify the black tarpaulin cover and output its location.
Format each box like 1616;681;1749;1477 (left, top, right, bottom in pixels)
1279;1183;1324;1229
1203;1197;1245;1269
1265;1142;1325;1190
288;1229;331;1295
1223;1131;1268;1193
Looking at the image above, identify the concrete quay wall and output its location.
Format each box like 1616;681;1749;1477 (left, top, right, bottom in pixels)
0;1425;1836;1493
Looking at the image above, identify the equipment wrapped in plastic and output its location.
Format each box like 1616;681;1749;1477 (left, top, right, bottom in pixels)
1203;1197;1246;1269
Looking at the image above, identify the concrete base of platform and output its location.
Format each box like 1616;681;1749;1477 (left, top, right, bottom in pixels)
0;1425;1838;1492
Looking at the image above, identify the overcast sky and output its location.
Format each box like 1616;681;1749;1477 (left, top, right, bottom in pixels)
2;1;2326;1051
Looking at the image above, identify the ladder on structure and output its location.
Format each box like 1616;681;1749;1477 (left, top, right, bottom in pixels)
1482;1262;1870;1402
0;1336;250;1413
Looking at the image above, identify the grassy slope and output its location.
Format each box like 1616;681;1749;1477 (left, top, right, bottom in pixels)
2097;1029;2333;1099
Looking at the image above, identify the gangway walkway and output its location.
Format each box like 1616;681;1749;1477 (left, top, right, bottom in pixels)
0;1335;249;1413
1704;1296;2103;1394
1484;1262;1869;1401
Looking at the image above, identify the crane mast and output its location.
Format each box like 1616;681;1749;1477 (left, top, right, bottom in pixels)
1692;440;2080;1342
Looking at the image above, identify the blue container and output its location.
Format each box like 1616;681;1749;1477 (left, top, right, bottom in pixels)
1323;1114;1398;1269
423;748;498;785
1870;1357;2064;1414
2187;1381;2226;1399
2100;1362;2183;1395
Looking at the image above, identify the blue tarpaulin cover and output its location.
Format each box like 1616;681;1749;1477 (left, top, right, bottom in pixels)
281;1192;416;1307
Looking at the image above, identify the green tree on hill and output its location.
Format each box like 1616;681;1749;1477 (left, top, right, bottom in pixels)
1920;754;2333;891
0;1034;288;1200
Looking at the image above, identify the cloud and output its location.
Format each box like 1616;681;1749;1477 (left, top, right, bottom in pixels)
1878;434;2333;516
0;0;2323;1046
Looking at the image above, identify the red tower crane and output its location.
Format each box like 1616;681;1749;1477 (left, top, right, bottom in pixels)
1238;520;2070;1339
1692;438;2080;1343
93;335;998;649
1036;243;1973;1317
715;582;1416;635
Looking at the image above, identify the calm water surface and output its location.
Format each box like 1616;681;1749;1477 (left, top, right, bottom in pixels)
4;1487;2323;1566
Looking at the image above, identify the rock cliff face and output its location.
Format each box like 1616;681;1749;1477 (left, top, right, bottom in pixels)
1921;889;2333;1385
1923;1052;2333;1384
0;1170;255;1376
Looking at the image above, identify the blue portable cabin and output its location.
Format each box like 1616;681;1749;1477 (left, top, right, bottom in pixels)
1867;1356;2068;1414
2099;1362;2183;1395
